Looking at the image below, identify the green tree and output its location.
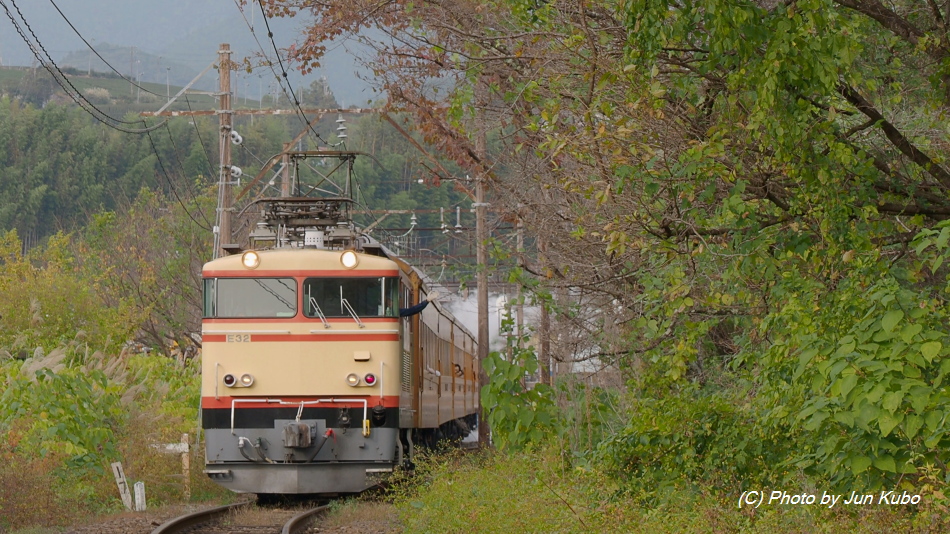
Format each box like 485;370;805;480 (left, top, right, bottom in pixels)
263;0;950;491
79;189;213;355
0;230;140;355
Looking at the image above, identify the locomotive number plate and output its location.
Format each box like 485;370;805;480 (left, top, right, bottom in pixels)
226;334;251;342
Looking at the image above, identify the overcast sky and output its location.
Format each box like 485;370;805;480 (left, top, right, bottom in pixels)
0;0;374;102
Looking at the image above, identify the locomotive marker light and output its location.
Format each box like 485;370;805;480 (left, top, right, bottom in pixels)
241;250;261;269
363;373;377;386
346;373;361;386
223;373;254;387
340;250;359;269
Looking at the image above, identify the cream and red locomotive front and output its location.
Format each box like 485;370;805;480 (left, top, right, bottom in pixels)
200;197;478;495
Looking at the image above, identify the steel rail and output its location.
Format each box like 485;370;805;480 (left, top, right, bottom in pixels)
150;501;328;534
282;504;330;534
150;502;250;534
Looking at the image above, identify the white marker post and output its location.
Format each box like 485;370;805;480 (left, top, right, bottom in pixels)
133;481;146;511
151;433;191;500
111;462;133;511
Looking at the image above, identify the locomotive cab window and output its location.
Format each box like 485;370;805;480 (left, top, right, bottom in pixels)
203;278;297;318
303;277;399;318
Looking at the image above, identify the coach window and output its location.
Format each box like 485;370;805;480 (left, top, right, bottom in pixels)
303;277;399;318
203;278;297;318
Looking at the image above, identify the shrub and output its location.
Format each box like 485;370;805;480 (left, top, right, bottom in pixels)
595;386;792;499
394;447;950;533
84;87;111;105
0;353;125;476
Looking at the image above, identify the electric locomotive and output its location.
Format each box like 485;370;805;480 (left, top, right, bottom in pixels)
200;195;478;495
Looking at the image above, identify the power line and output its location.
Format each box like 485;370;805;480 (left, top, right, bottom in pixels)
46;0;165;98
144;128;212;231
159;121;214;229
7;0;216;231
246;0;332;146
184;95;219;181
3;0;210;235
228;0;373;232
0;0;165;133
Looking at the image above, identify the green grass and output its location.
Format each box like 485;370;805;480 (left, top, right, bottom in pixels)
391;448;950;534
0;67;28;85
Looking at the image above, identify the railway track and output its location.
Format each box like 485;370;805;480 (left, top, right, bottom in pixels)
150;501;329;534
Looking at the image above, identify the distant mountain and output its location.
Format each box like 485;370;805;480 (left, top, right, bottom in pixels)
0;0;377;102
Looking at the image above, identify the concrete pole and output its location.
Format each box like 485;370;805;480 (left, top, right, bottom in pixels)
216;44;233;258
476;176;490;446
539;237;551;386
475;87;491;447
516;218;524;343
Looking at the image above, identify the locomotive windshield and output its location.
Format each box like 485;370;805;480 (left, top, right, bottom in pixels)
303;277;400;318
203;278;297;318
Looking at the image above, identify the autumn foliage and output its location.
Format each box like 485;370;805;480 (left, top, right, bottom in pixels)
253;0;950;500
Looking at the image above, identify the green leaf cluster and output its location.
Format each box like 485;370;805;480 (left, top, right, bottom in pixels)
481;319;565;450
597;386;791;497
0;360;124;476
426;0;950;496
0;229;140;354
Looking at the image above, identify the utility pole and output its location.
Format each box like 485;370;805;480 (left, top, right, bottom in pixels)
475;86;491;448
539;236;551;385
516;218;524;344
139;43;380;260
130;46;134;96
215;43;233;259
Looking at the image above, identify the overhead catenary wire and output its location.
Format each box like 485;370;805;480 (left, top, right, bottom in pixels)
222;0;348;224
244;0;333;146
229;1;477;266
239;142;272;167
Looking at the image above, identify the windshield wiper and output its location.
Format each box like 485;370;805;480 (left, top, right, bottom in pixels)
339;287;364;328
308;297;330;328
341;298;364;328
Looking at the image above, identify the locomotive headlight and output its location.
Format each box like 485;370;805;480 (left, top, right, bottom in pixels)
340;250;359;269
240;373;254;387
346;373;361;386
364;373;377;386
241;250;261;269
223;374;236;387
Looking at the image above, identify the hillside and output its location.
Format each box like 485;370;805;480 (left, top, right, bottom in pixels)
0;0;375;101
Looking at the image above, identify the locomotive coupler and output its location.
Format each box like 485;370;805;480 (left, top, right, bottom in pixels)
282;422;314;448
371;404;387;426
338;408;351;431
